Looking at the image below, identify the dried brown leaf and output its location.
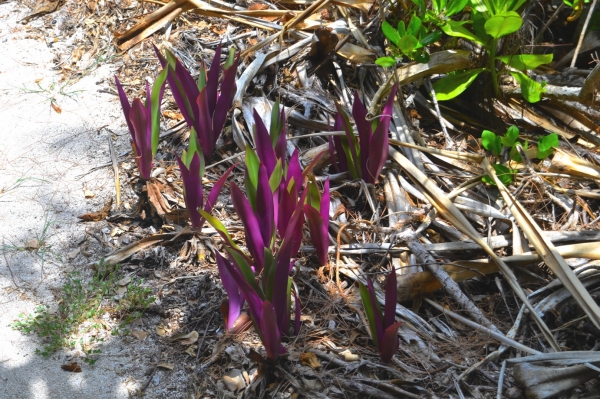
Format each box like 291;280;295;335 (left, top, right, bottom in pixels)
61;362;82;373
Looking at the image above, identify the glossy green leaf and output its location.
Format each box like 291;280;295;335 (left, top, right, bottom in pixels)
441;21;484;45
407;16;422;37
199;210;242;253
359;281;380;349
482;130;502;156
375;56;396;68
397;20;406;37
224;47;236;69
510;71;546;103
420;30;442;46
382;20;400;47
537;133;559;159
415;50;430;63
269;160;283;193
446;0;469;16
500;125;519;147
399;35;419;55
482;163;515;185
509;140;528;162
245;144;260;209
150;68;168;156
432;68;485;100
484;12;522;39
496;54;553;71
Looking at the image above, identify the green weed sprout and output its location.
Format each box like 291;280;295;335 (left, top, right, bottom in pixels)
481;126;559;185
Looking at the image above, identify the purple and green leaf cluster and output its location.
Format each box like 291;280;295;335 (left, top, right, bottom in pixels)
155;45;239;161
202;103;330;360
329;84;398;184
115;69;167;181
176;130;235;230
359;271;402;363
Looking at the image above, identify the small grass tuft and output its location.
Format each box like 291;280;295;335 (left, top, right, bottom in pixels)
11;261;155;359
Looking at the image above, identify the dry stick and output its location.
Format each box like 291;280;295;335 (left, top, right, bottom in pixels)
1;243;22;289
389;148;560;351
401;231;502;335
196;313;214;362
331;379;400;399
570;0;599;68
107;136;121;208
424;298;541;355
424;78;454;149
533;2;566;44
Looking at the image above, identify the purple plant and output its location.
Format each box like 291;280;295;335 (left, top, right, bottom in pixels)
155;45;239;161
359;270;402;363
115;71;167;181
211;192;306;360
175;130;234;230
329;84;398;184
304;178;330;266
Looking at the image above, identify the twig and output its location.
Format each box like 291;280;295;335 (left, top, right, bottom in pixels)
1;243;22;289
403;232;502;334
424;298;540;355
424;78;454;149
534;2;566;44
570;0;598;68
331;378;405;399
196;313;214;362
108;136;121;207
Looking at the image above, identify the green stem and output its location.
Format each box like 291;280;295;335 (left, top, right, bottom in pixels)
488;39;500;98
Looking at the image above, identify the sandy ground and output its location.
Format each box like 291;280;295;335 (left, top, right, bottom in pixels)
0;3;175;398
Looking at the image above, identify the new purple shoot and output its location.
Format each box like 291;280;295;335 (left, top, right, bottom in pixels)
115;71;167;181
359;270;402;363
155;45;239;161
304;178;330;266
329;84;398;184
176;131;235;230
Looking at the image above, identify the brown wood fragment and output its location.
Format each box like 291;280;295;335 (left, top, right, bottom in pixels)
78;198;113;222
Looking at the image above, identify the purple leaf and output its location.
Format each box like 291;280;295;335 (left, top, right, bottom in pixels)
293;291;301;335
176;153;204;229
204;164;236;213
286;150;302;197
212;58;238;150
337;104;360;177
384;269;397;330
255;163;274;247
320;179;330;232
114;76;134;138
230;182;265;271
332;113;348;172
215;251;263;325
196;90;214;156
206;45;222;117
129;98;153;181
260;301;283;360
380;321;402;363
304;205;328;266
253;109;277;176
216;252;244;331
288;188;309;258
277;188;296;239
352;91;371;180
272;191;306;333
365;84;397;184
160;49;200;133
